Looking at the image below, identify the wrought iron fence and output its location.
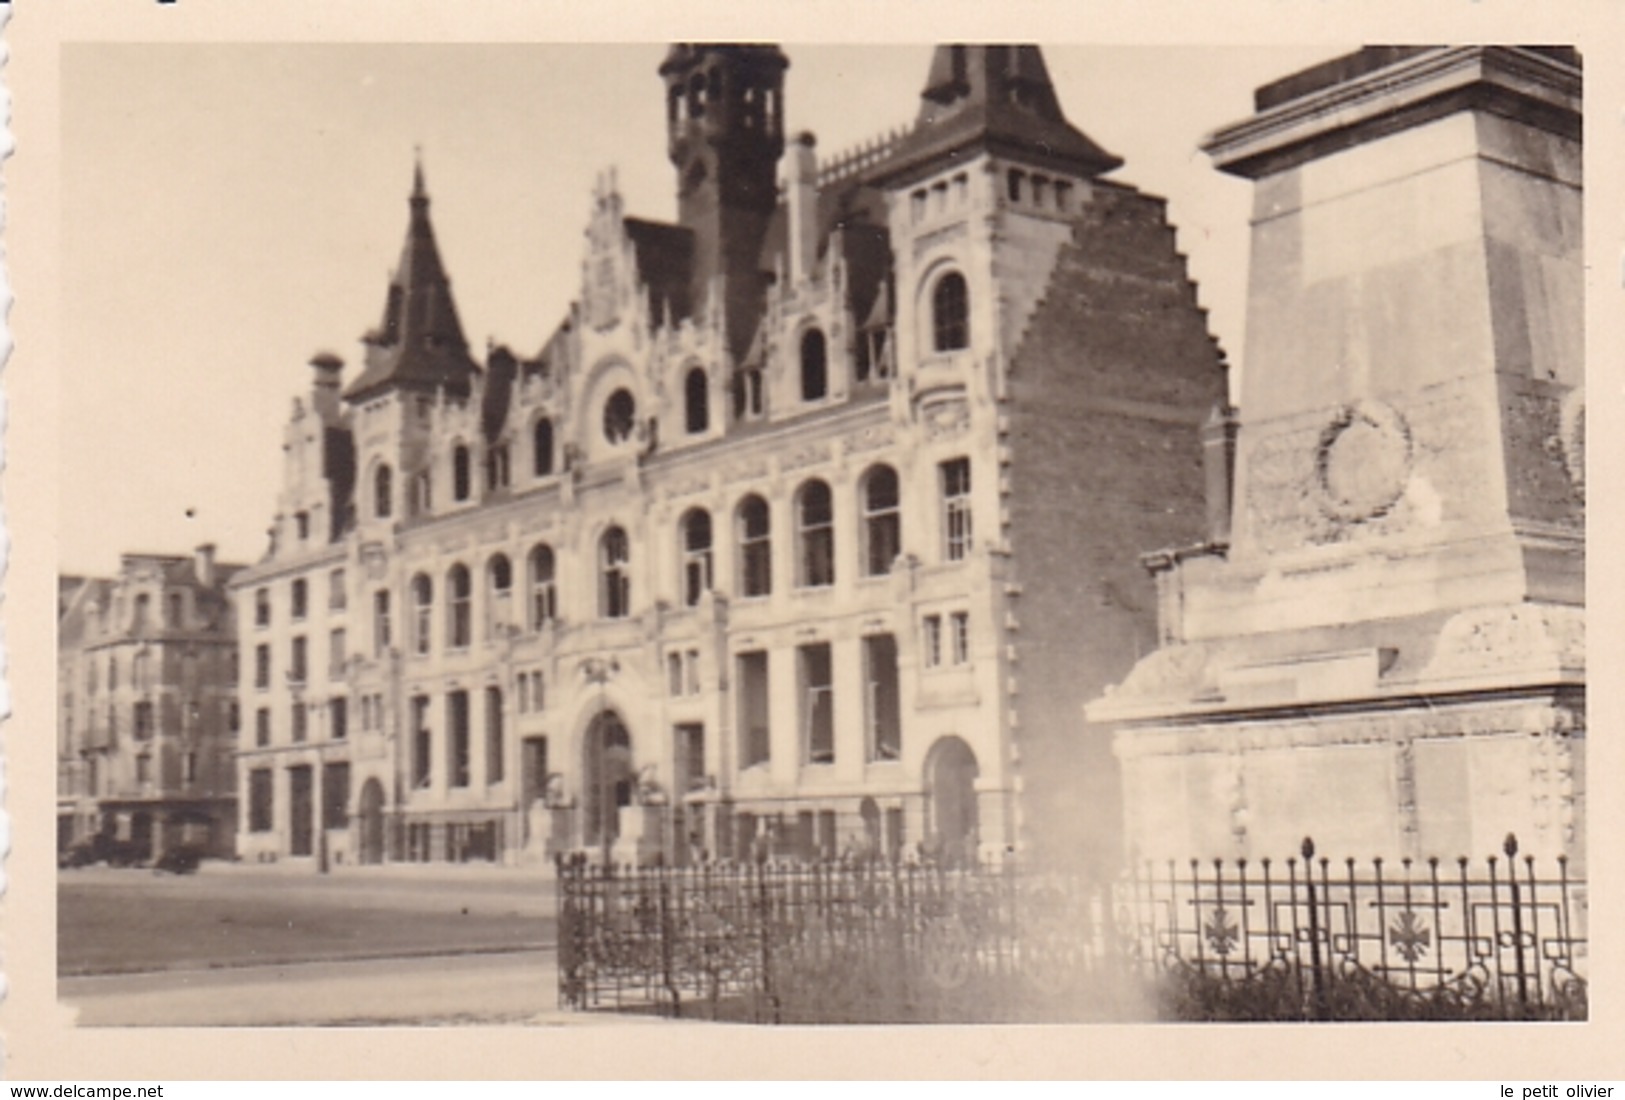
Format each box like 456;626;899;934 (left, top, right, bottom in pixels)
555;834;1588;1023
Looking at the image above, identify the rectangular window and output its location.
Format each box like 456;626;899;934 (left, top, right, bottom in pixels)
183;751;198;785
667;651;684;697
448;690;471;788
323;762;350;830
330;697;348;740
738;651;770;769
291;703;307;743
685;648;701;695
864;634;901;762
168;592;185;628
255;644;270;689
248;768;273;832
800;642;834;766
374;590;391;656
486;687;505;785
530;672;544;712
291;578;308;621
922;615;943;668
412;696;432;788
136;754;151;784
329;568;347;611
290;636;307;684
133;701;154;741
942;458;973;561
255;588;270;628
229;702;240;733
329;628;346;679
951;611;971;665
255;707;271;747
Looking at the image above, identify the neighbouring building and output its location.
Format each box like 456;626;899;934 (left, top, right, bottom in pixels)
231;44;1226;869
1090;47;1585;867
58;546;244;860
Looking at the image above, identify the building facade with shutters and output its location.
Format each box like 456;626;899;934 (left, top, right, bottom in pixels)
58;547;244;861
230;44;1227;869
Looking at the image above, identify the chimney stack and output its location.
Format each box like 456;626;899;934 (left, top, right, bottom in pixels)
194;543;217;588
310;352;344;421
787;131;819;285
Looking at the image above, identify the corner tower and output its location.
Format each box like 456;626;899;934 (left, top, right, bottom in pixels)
660;44;789;362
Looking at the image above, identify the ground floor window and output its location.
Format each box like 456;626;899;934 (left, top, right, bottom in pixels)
248;768;273;832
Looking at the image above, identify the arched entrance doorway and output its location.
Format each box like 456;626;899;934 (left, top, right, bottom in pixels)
925;736;979;867
583;711;635;851
358;779;386;865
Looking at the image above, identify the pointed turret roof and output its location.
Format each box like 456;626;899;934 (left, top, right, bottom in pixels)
875;45;1122;186
345;157;480;403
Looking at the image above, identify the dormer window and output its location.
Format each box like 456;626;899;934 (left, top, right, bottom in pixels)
453;446;471;501
604;389;636;445
684;368;709;434
800;329;828;402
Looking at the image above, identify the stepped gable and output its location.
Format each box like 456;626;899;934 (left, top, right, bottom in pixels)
345;159;481;404
1011;184;1225;403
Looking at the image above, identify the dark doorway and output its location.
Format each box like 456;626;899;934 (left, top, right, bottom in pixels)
289;765;314;857
925;736;979;867
583;712;634;850
358;778;386;864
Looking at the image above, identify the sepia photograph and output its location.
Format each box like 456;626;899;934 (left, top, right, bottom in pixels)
8;0;1621;1084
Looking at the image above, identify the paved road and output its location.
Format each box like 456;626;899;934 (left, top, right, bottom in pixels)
60;948;606;1027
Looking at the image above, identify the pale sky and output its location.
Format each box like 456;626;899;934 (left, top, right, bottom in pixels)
60;43;1334;577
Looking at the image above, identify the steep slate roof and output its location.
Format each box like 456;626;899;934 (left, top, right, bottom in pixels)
345;162;481;404
624;217;696;325
876;45;1122;185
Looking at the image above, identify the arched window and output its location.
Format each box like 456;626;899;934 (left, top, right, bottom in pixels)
375;464;393;519
684;368;709;434
680;509;713;607
600;527;631;619
487;554;512;638
797;479;835;588
800;329;828;401
861;464;902;576
453;445;471;501
528;544;557;629
932;272;969;352
447;564;472;649
411;574;433;656
533;418;554;477
737;494;771;598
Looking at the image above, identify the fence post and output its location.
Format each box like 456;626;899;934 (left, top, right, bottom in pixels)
1302;837;1328;1021
1505;833;1528;1012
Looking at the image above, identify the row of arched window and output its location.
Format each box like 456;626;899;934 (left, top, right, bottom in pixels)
367;272;966;524
395;462;956;655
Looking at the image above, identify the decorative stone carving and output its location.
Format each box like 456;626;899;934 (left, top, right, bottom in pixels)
842;425;896;455
1422;604;1585;682
780;443;831;474
725;459;771;485
921;398;971;441
1315;400;1413;522
1558;385;1585;500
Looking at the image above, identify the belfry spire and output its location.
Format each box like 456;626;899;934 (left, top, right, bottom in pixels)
343;153;479;403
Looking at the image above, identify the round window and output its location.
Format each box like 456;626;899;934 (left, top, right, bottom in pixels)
603;389;636;445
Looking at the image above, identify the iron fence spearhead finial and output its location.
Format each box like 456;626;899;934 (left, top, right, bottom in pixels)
1300;837;1315;860
1504;833;1519;859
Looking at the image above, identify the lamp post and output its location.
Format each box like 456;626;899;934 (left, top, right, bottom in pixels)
580;656;620;864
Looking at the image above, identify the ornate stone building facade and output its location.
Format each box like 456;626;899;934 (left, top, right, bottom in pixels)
1091;47;1585;866
58;547;243;860
232;44;1226;868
